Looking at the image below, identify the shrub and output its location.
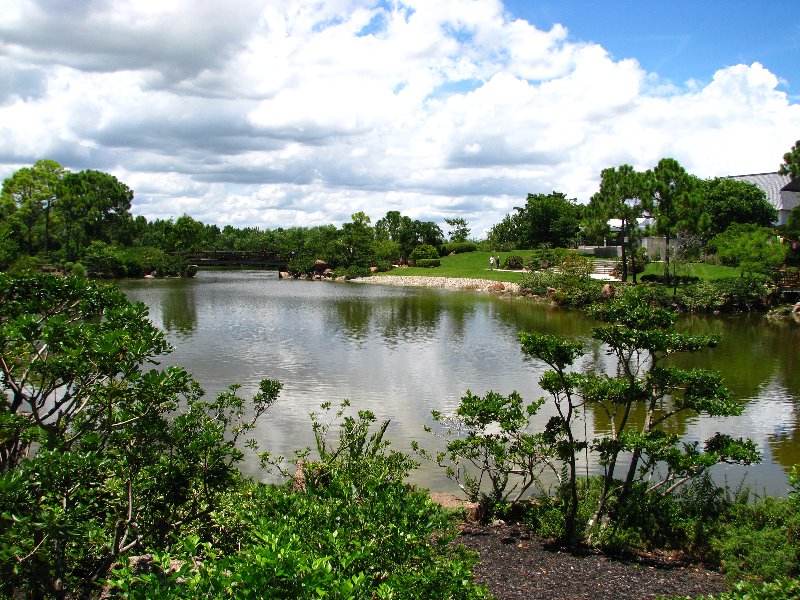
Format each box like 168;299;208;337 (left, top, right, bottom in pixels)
8;254;46;273
345;265;372;279
82;240;126;277
615;283;676;309
678;276;775;312
439;241;478;256
70;262;86;277
373;259;393;272
415;258;441;268
711;494;800;581
503;255;524;270
409;244;439;264
550;278;603;307
287;255;316;277
109;403;488;599
527;247;569;271
518;270;561;295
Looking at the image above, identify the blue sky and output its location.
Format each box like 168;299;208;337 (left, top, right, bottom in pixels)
508;1;798;92
0;0;798;235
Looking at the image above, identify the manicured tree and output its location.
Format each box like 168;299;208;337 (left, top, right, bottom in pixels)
590;165;648;282
519;298;759;546
649;158;697;284
517;333;586;549
413;390;554;511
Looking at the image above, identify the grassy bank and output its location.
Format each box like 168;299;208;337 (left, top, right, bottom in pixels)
374;251;536;283
376;251;744;286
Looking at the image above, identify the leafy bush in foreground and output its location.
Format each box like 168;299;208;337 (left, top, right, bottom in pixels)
108;404;488;599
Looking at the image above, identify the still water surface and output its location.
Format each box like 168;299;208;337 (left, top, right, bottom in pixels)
118;270;800;495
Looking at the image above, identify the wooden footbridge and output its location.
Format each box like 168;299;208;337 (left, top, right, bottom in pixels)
184;251;293;268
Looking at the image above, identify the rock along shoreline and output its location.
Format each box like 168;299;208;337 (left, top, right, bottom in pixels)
350;274;521;295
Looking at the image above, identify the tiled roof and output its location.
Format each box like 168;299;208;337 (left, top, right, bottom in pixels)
727;172;799;215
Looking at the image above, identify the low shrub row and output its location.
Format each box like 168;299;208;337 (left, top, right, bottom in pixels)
519;271;777;313
415;258;441;268
440;241;478;255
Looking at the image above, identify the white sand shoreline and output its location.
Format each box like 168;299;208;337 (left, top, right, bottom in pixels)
350;274;521;295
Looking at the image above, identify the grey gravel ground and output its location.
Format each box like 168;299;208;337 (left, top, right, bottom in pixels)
458;524;729;600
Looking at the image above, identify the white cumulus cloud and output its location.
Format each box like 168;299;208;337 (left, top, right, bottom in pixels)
0;0;798;236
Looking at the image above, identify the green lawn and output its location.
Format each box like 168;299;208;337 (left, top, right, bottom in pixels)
373;251;744;284
373;251;537;283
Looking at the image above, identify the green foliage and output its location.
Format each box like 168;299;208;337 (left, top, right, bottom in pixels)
526;245;569;271
518;298;758;549
440;241;478;255
699;178;778;237
81;241;189;278
287;254;316;277
710;224;787;275
489;192;580;249
408;243;439;264
779;139;800;180
415;258;441;268
0;272;282;597
502;254;524;269
711;495;800;582
691;578;800;600
110;402;487;599
445;217;471;243
68;261;85;277
415;390;553;512
678;276;775;312
518;269;561;295
344;264;373;279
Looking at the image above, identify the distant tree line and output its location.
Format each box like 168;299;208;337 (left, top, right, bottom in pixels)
0;160;463;277
487;154;794;283
3;144;799;281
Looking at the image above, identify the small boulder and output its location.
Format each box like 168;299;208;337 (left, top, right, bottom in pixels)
601;283;615;299
487;282;505;292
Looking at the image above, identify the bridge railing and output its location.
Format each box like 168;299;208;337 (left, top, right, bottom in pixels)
182;250;294;263
776;269;800;290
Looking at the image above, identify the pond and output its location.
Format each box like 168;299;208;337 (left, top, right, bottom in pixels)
118;269;800;496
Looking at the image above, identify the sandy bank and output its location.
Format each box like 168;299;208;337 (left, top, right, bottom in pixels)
351;275;521;294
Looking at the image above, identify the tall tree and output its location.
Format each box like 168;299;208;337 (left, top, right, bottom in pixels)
779;139;800;180
444;217;470;243
58;169;134;259
514;191;580;249
590;165;648;282
1;160;66;255
339;211;375;267
649;158;697;284
699;178;777;237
